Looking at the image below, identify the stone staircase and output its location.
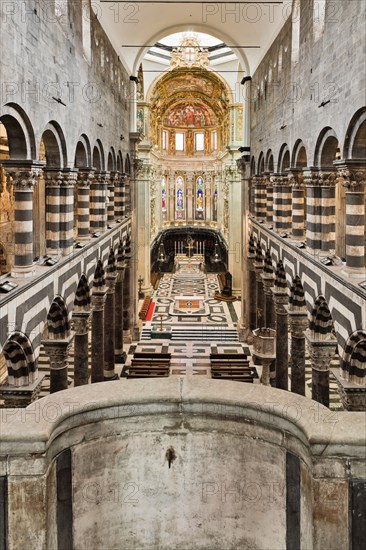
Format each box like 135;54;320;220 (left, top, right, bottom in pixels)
141;324;238;341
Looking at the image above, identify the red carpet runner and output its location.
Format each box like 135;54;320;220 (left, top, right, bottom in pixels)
145;302;155;321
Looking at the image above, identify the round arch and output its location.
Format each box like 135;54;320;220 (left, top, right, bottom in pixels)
0;103;36;159
74;134;91;168
343;107;366;159
92;139;105;171
265;149;274;172
257;152;265;174
313;127;339;169
291;139;308;168
278;144;290;173
2;331;38;387
41;121;68;168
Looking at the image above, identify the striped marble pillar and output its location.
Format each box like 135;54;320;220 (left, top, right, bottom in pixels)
272;176;283;232
44;169;62;256
319;172;336;252
59;169;77;256
285;276;308;396
76;169;94;240
2;161;43;277
281;180;292;232
90;171;108;233
304;170;322;256
91;260;107;383
254;177;267;222
108;172;117;225
254;240;264;328
104;248;118;380
114;172;124;220
338;167;366;268
288;170;305;238
272;260;289;390
266;174;273;226
124;174;131;215
115;240;126;363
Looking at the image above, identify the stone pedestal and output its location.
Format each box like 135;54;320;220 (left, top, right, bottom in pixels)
72;312;90;386
305;333;336;407
0;375;45;407
42;334;74;393
332;369;366;411
252;328;276;386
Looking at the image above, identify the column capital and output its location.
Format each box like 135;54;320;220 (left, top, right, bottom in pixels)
236;156;247;176
92;291;106;310
106;273;118;293
72;312;90;336
286;309;308;337
270;174;284;187
272;290;289;313
77;168;95;188
303;168;337;187
304;332;337;371
3;160;44;190
336;164;366;191
287;169;305;189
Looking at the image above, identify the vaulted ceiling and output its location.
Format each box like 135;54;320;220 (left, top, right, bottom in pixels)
93;0;291;75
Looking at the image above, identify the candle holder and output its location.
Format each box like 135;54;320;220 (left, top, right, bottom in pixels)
138;275;144;299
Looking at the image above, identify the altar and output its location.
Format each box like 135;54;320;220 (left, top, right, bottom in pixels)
169;295;208;316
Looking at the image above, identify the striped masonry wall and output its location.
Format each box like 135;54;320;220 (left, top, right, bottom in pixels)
14;187;35;268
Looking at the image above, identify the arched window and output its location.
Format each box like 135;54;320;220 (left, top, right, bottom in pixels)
196;176;205;220
175;176;185;220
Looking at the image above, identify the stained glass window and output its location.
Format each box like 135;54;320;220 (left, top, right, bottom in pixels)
161;177;166;211
213;177;218;221
196;176;204;220
175;176;185;219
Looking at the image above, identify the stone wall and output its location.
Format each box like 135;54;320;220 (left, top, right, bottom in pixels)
0;0;131;164
0;378;365;549
250;0;366;167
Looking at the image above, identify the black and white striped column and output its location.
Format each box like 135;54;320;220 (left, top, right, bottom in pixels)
108;173;117;225
90;171;108;233
115;240;126;363
289;171;305;238
254;177;266;222
59;169;77;256
320;172;336;252
286;276;308;396
262;248;275;329
304;170;322;255
44;169;62;256
281;180;292;232
266;175;273;225
114;172;124;220
272;176;283;232
338;168;365;268
123;234;132;341
124;174;131;215
76;169;94;240
3;161;43;277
